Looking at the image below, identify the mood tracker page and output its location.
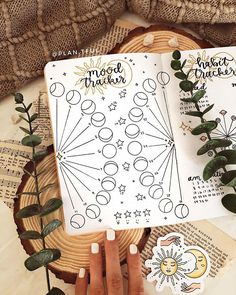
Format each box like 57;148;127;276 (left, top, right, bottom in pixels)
162;47;236;222
45;53;190;235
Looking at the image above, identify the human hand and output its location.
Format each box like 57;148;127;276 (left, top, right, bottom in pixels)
75;229;144;295
160;235;181;247
181;282;201;293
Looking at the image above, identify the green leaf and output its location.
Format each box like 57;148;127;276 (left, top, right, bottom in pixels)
172;50;181;60
30;113;38;122
19;126;31;135
26;103;32;111
191;121;217;135
42;219;62;238
15;107;26;113
25;249;61;271
181;60;187;69
174;72;187;80
14;93;24;104
185;111;203;118
47;287;65;295
21;135;42;147
203;104;214;115
33;150;49;161
19;115;29;123
32;125;39;133
217;150;236;164
17;191;39;196
23;167;35;178
222;194;236;213
203;156;228;181
40;183;55;194
192;90;206;102
20;230;42;240
40;198;63;217
197;139;232;155
171;60;181;70
16;204;42;218
220;170;236;187
180;98;194;103
179;80;194;92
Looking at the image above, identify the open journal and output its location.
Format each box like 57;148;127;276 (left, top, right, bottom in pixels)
44;46;236;235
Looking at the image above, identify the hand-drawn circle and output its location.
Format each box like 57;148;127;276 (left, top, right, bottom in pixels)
98;127;113;142
70;213;85;229
91;112;106;127
101;176;116;191
66;90;81;105
133;156;148;171
96;190;111;205
127;141;142;156
107;59;133;88
103;161;119;176
139;171;155;186
50;82;65;97
174;204;189;219
142;78;157;93
133;92;148;107
102;144;117;159
81;99;96;114
86;204;101;219
156;71;170;86
125;124;140;139
158;198;173;213
128;107;143;122
148;184;163;199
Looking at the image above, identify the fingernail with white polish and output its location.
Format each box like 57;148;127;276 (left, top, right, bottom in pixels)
91;242;99;254
106;229;115;241
79;268;86;278
129;244;138;255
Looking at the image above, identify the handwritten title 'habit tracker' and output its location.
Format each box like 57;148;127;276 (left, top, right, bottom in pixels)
80;62;126;88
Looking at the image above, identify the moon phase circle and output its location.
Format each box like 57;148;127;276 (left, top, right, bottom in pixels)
96;190;111;205
50;82;65;97
102;144;117;159
156;71;170;86
158;198;173;213
91;112;106;127
103;161;119;176
139;171;155;186
128;107;143;122
98;127;113;142
133;156;148;171
86;204;101;219
133;92;148;107
143;78;157;93
101;176;116;191
174;204;189;219
70;213;85;229
127;141;142;156
66;90;81;105
148;184;163;199
125;124;140;139
81;99;96;114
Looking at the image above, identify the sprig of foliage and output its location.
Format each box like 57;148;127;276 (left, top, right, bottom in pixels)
14;93;65;295
171;51;236;213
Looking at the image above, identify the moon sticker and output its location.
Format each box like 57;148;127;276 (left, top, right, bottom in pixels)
102;144;117;159
81;99;96;114
50;82;65;97
91;112;106;127
96;190;111;205
158;198;173;213
86;204;101;219
133;156;148;171
156;71;170;86
70;213;85;229
142;78;157;93
133;92;148;107
101;176;116;191
174;204;189;219
139;171;155;186
128;107;143;122
98;127;113;142
184;249;209;279
66;90;81;105
103;161;119;176
148;184;163;199
125;124;140;139
127;141;143;156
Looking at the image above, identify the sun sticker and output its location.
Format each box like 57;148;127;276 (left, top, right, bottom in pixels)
145;233;210;294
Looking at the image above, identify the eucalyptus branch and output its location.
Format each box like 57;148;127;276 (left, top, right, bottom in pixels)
171;51;236;213
14;93;65;295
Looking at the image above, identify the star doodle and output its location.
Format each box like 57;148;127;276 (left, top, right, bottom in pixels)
143;209;151;216
118;117;126;125
122;162;130;171
57;152;63;161
114;212;122;219
118;184;126;195
129;59;133;62
116;139;124;148
119;90;126;99
135;193;146;201
124;210;132;218
144;55;148;59
63;72;67;76
134;210;141;218
108;102;117;111
101;96;105;100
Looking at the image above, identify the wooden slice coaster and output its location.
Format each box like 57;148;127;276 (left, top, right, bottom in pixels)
14;25;212;284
